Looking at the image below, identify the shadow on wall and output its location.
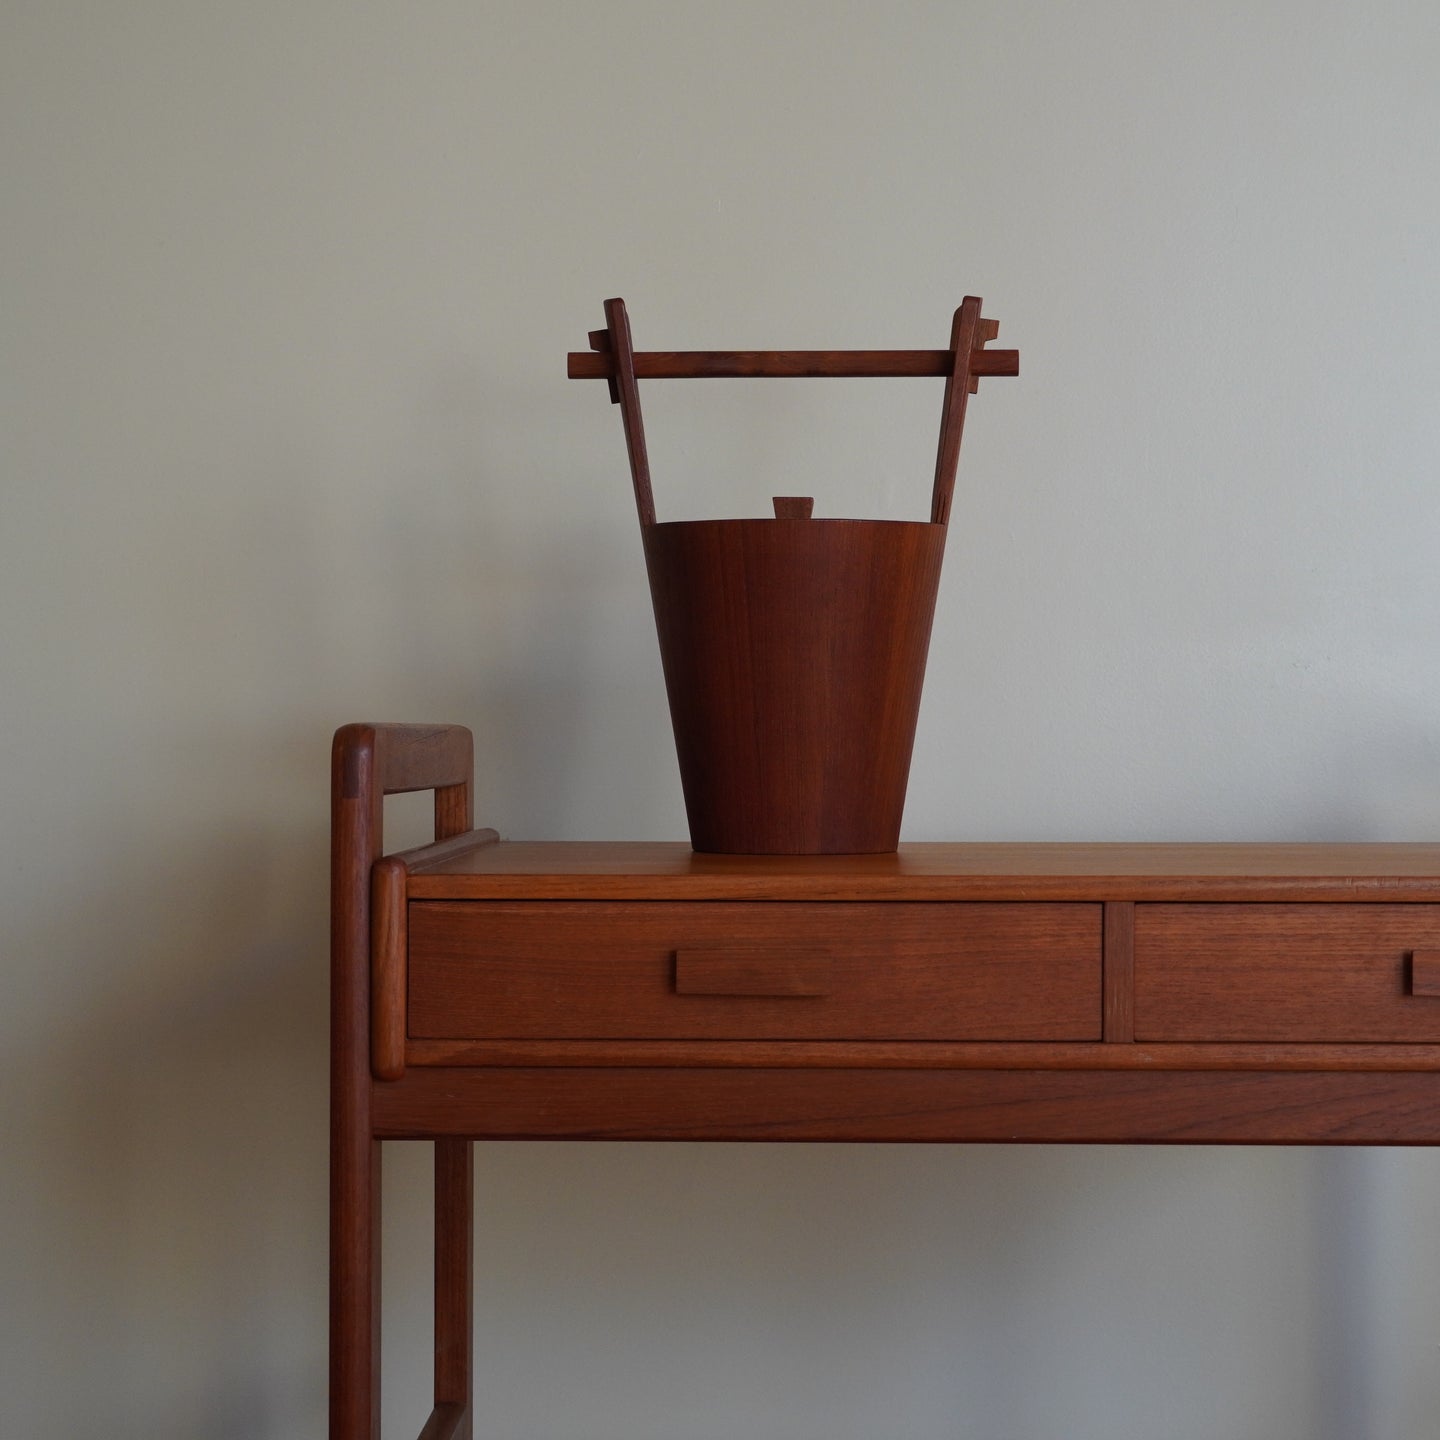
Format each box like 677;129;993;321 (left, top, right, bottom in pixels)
2;795;331;1440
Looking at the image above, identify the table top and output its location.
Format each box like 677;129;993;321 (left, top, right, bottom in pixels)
406;840;1440;902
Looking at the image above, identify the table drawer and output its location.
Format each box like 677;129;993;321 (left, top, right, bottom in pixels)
1134;904;1440;1042
408;902;1101;1041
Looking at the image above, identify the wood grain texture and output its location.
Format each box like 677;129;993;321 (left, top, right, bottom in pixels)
571;301;1017;851
407;901;1101;1042
674;950;833;997
1135;904;1440;1042
643;519;945;852
372;1066;1440;1144
587;325;619;403
434;782;474;845
370;857;407;1081
331;775;1440;1436
969;318;1002;393
330;722;475;1440
395;829;501;874
601;298;655;528
433;1139;472;1439
1411;949;1440;996
1103;901;1135;1042
406;1038;1440;1073
567;348;1019;380
417;1402;467;1440
330;726;385;1440
930;297;983;526
407;841;1440;902
340;723;472;798
371;830;497;1083
367;797;492;1084
772;495;814;519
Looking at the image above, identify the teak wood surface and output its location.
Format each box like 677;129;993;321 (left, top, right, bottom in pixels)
573;299;1016;854
404;839;1440;900
641;517;945;852
407;900;1101;1042
566;347;1020;380
331;723;1440;1439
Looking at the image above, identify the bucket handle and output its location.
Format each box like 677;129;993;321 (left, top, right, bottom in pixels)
570;298;1018;529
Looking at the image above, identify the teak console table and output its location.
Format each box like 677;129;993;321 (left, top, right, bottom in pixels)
331;723;1440;1439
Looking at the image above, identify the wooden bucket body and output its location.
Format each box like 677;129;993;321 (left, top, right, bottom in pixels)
571;296;1017;854
644;518;946;854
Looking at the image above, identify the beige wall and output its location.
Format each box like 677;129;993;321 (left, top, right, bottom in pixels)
5;4;1440;1436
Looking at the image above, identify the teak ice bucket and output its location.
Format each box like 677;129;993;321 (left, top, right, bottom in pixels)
570;298;1018;855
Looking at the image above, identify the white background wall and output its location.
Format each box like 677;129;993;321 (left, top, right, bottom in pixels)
5;3;1440;1436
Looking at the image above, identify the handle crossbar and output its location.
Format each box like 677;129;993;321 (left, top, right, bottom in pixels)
568;348;1019;381
573;297;1017;529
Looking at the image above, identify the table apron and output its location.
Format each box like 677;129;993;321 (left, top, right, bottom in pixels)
369;1066;1440;1144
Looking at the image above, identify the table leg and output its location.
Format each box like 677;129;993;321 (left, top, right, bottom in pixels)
331;1136;380;1440
435;1138;474;1438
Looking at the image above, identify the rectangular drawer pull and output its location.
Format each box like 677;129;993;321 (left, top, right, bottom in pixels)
1413;950;1440;996
675;950;832;997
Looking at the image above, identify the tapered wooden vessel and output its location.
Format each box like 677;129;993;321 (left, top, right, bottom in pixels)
644;518;943;852
570;298;1018;853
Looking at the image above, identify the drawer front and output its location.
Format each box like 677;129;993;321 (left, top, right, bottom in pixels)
408;902;1101;1041
1134;904;1440;1042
